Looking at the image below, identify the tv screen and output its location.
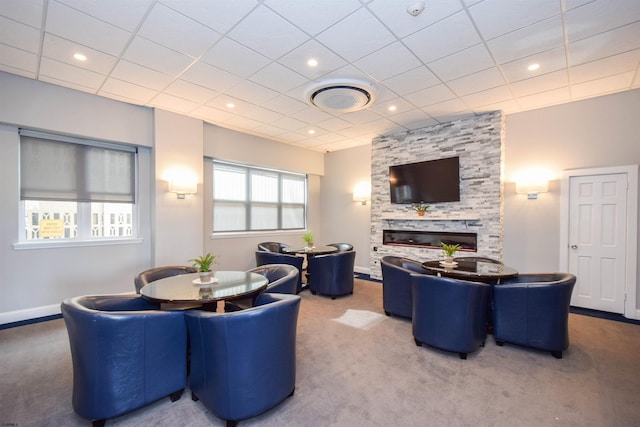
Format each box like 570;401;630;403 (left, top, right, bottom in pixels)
389;156;460;203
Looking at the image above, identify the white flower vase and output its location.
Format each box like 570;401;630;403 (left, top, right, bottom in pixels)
199;271;213;283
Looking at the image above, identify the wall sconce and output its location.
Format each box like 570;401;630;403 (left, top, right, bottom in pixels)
169;180;197;199
513;168;552;200
353;182;371;205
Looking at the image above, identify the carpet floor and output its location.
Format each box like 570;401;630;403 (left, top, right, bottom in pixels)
1;278;639;426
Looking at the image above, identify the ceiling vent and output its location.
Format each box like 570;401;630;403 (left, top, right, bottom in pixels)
305;79;376;114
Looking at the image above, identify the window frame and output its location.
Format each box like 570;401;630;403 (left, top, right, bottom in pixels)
211;159;308;234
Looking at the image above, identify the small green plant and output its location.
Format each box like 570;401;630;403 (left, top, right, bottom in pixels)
188;252;217;272
302;232;314;245
441;243;461;257
413;203;430;213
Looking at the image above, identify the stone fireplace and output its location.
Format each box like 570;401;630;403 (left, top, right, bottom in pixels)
369;111;504;279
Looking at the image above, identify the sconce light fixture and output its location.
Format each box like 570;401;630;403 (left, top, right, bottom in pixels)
168;180;197;199
353;182;371;205
514;168;551;200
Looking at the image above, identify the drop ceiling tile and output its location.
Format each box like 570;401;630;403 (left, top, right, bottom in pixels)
368;0;463;39
403;10;481;63
315;8;396;62
227;5;309;60
340;108;383;125
568;21;640;66
315;116;352;132
110;60;174;91
354;42;422;81
39;75;96;94
570;71;635;100
0;0;44;27
181;61;243;93
381;66;441;96
237;104;285;123
570;49;640;84
252;124;288;138
0;15;41;53
0;64;36;78
138;3;221;58
249;62;308;93
510;70;568;97
516;86;571;110
149;92;200;114
261;94;308;116
42;34;118;74
291;107;334;124
487;15;565;64
389;109;436;130
39;57;105;89
56;0;153;31
469;0;561;40
99;77;158;104
206;95;253;112
201;37;270;78
566;0;640;42
422;97;470;117
459;85;514;109
123;36;195;76
0;44;37;74
404;84;456;108
165;79;219;105
478;99;520;115
369;97;415;116
427;43;495;82
191;105;236;124
162;0;259;34
500;46;567;83
223;115;264;130
446;67;505;97
265;0;361;36
224;80;281;105
278;39;348;80
270;116;309;131
45;1;131;56
565;0;594;10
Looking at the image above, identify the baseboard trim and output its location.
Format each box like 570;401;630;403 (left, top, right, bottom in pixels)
570;306;640;325
0;304;62;329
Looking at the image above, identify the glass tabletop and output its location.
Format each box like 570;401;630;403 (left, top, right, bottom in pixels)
140;271;268;304
422;259;518;282
282;245;338;255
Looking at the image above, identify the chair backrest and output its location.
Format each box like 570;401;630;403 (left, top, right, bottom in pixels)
184;293;301;422
134;265;197;294
380;256;433;319
257;242;289;252
61;295;187;423
381;255;430;274
255;251;304;292
248;264;299;295
327;242;354;252
308;251;356;298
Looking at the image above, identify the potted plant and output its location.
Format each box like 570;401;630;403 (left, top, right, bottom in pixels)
188;252;217;283
441;243;461;263
302;232;314;248
413;203;429;216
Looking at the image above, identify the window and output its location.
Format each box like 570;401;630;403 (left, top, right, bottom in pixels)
19;130;137;241
212;160;306;232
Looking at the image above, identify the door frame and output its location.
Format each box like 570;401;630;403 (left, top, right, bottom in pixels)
560;165;638;319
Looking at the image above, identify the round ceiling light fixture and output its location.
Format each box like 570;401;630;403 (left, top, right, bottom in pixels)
305;79;376;114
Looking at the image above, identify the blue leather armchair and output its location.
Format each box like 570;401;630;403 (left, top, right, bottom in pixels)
411;274;490;359
186;293;301;427
307;250;356;299
327;242;354;252
134;265;197;293
255;251;304;293
225;264;299;311
61;295;187;427
381;255;433;319
493;273;577;359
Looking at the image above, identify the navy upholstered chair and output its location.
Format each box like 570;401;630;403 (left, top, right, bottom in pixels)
225;264;299;311
255;251;304;293
61;295;187;427
257;241;289;253
327;242;354;252
493;273;577;359
186;293;301;427
307;251;356;299
134;265;197;294
380;255;433;319
411;274;491;359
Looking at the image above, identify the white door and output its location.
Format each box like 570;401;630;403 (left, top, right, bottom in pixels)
568;173;628;313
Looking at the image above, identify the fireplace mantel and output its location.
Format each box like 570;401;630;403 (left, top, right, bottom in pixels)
381;213;479;221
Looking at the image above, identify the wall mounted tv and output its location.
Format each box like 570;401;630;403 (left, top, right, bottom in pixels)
389;156;460;203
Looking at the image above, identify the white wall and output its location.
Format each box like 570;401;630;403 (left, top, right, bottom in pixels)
320;145;372;273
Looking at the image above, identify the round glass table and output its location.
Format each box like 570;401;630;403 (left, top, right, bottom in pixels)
421;259;518;283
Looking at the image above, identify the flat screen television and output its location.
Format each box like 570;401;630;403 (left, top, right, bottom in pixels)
389;156;460;203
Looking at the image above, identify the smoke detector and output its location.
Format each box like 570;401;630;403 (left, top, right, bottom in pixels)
407;2;425;16
305;79;376;114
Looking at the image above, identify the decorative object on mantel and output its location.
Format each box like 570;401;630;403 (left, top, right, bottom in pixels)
440;243;461;266
188;252;217;283
413;203;430;216
302;232;314;248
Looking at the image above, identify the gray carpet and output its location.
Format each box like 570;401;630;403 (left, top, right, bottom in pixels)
2;279;640;426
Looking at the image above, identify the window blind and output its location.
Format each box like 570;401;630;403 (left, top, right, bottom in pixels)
19;130;136;203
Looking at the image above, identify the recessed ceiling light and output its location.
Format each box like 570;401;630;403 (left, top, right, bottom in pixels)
388;105;397;112
226;103;235;109
528;63;540;71
73;53;87;61
308;129;315;135
307;59;318;67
